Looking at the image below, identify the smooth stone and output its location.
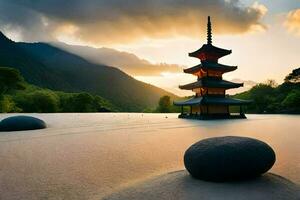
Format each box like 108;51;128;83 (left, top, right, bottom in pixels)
0;115;46;132
184;136;276;182
104;171;300;200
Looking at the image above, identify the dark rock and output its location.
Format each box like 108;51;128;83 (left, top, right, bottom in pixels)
0;116;46;132
184;136;276;182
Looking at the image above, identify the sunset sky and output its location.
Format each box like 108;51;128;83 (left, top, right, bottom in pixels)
0;0;299;96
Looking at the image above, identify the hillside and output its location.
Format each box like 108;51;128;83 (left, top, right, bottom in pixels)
0;32;177;111
0;67;116;113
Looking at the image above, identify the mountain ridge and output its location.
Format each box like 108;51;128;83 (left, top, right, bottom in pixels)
53;42;182;76
0;32;178;111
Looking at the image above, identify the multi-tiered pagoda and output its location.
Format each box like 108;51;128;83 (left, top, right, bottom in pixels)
174;16;251;119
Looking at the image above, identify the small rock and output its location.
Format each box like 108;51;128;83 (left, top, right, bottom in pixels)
0;116;47;132
184;136;276;182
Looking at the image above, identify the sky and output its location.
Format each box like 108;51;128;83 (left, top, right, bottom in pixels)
0;0;299;96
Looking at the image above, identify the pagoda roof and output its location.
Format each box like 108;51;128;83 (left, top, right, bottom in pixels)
174;96;252;106
179;78;243;90
189;44;232;59
184;61;237;74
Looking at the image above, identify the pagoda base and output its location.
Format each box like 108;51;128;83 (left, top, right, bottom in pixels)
178;113;246;120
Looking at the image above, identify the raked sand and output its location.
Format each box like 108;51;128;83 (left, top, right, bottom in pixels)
104;170;300;200
0;113;300;199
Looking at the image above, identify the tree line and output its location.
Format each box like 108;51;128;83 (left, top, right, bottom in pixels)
233;68;300;114
0;67;115;113
1;66;299;114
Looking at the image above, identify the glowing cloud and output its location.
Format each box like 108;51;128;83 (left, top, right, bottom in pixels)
0;1;267;44
55;43;183;76
285;9;300;36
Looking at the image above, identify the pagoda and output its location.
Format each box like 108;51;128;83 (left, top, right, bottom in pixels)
174;16;251;119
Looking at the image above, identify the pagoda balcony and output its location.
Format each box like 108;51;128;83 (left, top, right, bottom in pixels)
189;44;232;61
174;96;252;106
183;62;237;74
179;78;243;90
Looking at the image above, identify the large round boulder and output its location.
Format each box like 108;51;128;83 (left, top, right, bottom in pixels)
184;136;276;182
0;116;46;132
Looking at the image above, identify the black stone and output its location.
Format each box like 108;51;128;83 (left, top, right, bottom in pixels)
184;136;276;182
0;116;46;132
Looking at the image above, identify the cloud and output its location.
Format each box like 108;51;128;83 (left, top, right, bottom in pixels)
0;2;59;42
0;1;267;44
284;9;300;36
228;78;257;95
54;42;183;76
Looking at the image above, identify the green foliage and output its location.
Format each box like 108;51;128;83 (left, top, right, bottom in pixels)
155;95;183;113
14;90;59;113
233;69;300;114
249;83;276;113
11;88;115;113
0;67;25;112
0;95;21;113
142;108;155;113
58;92;114;112
0;67;25;95
281;90;300;113
157;95;172;113
285;67;300;83
12;89;116;113
0;67;115;113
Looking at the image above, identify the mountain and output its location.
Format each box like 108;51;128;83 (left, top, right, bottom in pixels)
0;32;67;89
0;32;177;111
53;42;182;76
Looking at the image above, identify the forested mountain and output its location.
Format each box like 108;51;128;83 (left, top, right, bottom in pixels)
0;32;177;111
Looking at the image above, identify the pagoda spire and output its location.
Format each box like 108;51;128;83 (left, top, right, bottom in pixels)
207;16;212;45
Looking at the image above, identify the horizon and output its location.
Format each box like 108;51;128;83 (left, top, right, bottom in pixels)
0;0;299;96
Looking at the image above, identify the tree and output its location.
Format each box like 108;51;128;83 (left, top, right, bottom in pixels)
59;93;96;112
93;96;112;112
0;67;25;113
0;96;21;113
72;93;96;112
281;89;300;113
248;83;277;113
157;95;171;113
0;67;25;95
15;91;59;113
285;67;300;83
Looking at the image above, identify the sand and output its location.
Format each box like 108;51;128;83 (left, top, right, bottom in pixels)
104;170;300;200
0;113;300;199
